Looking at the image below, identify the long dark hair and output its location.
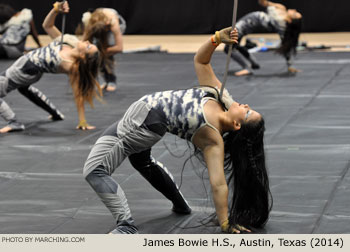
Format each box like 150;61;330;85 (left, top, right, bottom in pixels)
69;50;102;107
276;18;302;61
0;4;16;25
223;117;272;228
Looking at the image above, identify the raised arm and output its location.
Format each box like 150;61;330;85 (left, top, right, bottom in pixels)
42;1;69;39
30;19;42;48
194;27;238;89
258;0;286;10
106;17;123;55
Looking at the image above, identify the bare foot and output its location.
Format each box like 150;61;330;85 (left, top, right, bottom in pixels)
234;69;252;76
288;67;301;73
100;83;117;92
105;84;116;92
0;122;25;133
0;126;13;133
76;124;96;130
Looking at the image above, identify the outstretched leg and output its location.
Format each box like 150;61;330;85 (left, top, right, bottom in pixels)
224;44;260;76
85;164;138;234
17;86;64;120
100;56;117;92
83;101;175;233
236;45;260;70
224;44;250;70
129;149;192;214
0;98;25;133
84;135;138;234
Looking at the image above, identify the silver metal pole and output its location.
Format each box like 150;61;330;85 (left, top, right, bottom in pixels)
219;0;238;100
60;1;67;50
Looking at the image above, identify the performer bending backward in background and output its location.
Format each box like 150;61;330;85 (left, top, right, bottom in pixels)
225;0;302;76
0;1;101;133
0;4;42;59
83;27;272;234
77;7;126;92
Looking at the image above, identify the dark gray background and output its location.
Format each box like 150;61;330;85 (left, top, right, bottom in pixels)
2;0;350;34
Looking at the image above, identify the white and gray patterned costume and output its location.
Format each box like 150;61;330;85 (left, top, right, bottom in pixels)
225;6;288;71
83;87;233;234
140;88;222;141
0;35;78;130
0;8;32;59
236;7;286;39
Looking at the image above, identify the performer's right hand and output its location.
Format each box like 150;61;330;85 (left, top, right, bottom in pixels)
214;27;238;45
53;1;70;14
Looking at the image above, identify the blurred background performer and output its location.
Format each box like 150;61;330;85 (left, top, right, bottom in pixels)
77;7;126;92
224;0;302;76
0;4;42;59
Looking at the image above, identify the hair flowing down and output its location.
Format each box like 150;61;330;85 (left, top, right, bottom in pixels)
223;117;272;228
277;18;303;61
80;10;114;74
170;87;272;229
69;51;102;106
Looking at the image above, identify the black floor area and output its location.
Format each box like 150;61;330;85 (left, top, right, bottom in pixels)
1;50;350;234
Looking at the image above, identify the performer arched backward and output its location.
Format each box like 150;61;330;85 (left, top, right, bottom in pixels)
225;0;302;76
0;4;42;59
77;7;126;92
83;27;272;234
0;1;101;133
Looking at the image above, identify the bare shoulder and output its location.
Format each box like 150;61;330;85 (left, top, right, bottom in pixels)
101;8;115;17
193;126;223;151
260;0;286;10
203;99;224;130
192;99;224;151
270;2;287;10
102;9;119;22
192;99;225;150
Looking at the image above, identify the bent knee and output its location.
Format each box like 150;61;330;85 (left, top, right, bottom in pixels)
85;165;119;193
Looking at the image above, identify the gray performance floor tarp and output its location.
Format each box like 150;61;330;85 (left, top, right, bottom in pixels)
0;51;350;234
